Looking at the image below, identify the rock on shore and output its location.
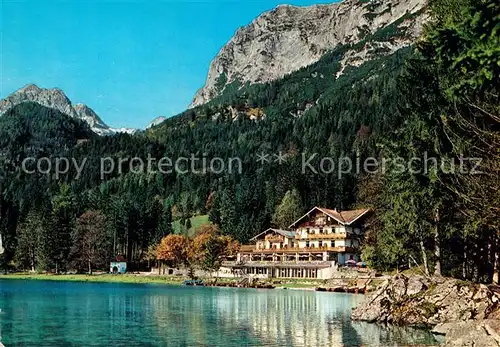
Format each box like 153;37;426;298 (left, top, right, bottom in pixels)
351;274;500;327
432;319;500;346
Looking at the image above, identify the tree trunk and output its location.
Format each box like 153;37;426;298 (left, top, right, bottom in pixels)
433;208;442;277
420;237;429;276
214;269;219;284
30;249;35;272
488;234;495;283
0;231;4;255
88;260;92;275
473;263;479;283
463;243;468;279
113;227;116;259
492;232;499;284
493;257;499;284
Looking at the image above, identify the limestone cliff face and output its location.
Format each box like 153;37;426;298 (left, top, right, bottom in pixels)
0;84;136;135
147;116;167;129
191;0;427;107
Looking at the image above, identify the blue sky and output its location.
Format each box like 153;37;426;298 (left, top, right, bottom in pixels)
1;0;333;129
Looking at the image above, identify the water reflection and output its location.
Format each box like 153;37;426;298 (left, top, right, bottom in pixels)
0;280;438;346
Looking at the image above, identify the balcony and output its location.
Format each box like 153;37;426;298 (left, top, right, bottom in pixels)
239;244;358;254
239;244;256;252
295;233;348;240
248;246;357;254
265;236;284;242
299;221;327;227
222;260;335;268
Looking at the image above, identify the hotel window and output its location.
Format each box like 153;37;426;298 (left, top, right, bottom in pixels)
306;228;310;234
305;241;309;248
319;228;323;234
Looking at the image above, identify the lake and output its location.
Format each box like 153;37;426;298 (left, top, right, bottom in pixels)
0;279;439;346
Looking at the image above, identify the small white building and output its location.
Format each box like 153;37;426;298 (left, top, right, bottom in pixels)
110;255;127;274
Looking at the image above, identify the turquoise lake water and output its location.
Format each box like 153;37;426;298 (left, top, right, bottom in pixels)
0;279;439;346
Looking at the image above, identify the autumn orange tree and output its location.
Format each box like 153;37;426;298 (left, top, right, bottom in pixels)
188;224;218;263
189;224;239;281
156;234;189;268
154;224;239;279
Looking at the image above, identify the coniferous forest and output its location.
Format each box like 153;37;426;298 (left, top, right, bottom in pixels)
0;0;498;282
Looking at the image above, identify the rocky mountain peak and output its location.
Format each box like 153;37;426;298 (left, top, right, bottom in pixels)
190;0;428;107
0;84;137;135
18;83;42;93
1;84;78;119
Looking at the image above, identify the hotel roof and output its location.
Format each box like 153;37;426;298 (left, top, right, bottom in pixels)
250;228;296;241
289;207;371;228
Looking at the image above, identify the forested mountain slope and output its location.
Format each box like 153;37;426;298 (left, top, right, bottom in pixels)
145;18;419;244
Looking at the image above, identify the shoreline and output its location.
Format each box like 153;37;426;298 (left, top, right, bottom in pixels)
0;273;378;294
0;273;184;286
0;273;325;291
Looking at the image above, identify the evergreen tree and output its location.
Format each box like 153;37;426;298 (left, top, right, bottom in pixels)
51;184;77;273
219;183;238;238
15;210;49;271
272;189;304;229
155;200;173;243
71;210;110;274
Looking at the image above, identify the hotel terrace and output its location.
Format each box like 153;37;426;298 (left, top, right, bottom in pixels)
225;207;371;279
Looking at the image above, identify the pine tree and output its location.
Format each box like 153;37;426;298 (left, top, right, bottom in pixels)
71;210;110;274
272;189;304;229
155;200;173;243
51;184;77;273
15;210;49;271
219;183;238;237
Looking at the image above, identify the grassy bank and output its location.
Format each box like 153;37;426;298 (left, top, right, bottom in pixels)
172;214;210;237
0;273;185;285
0;273;325;289
272;279;325;289
0;273;363;291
